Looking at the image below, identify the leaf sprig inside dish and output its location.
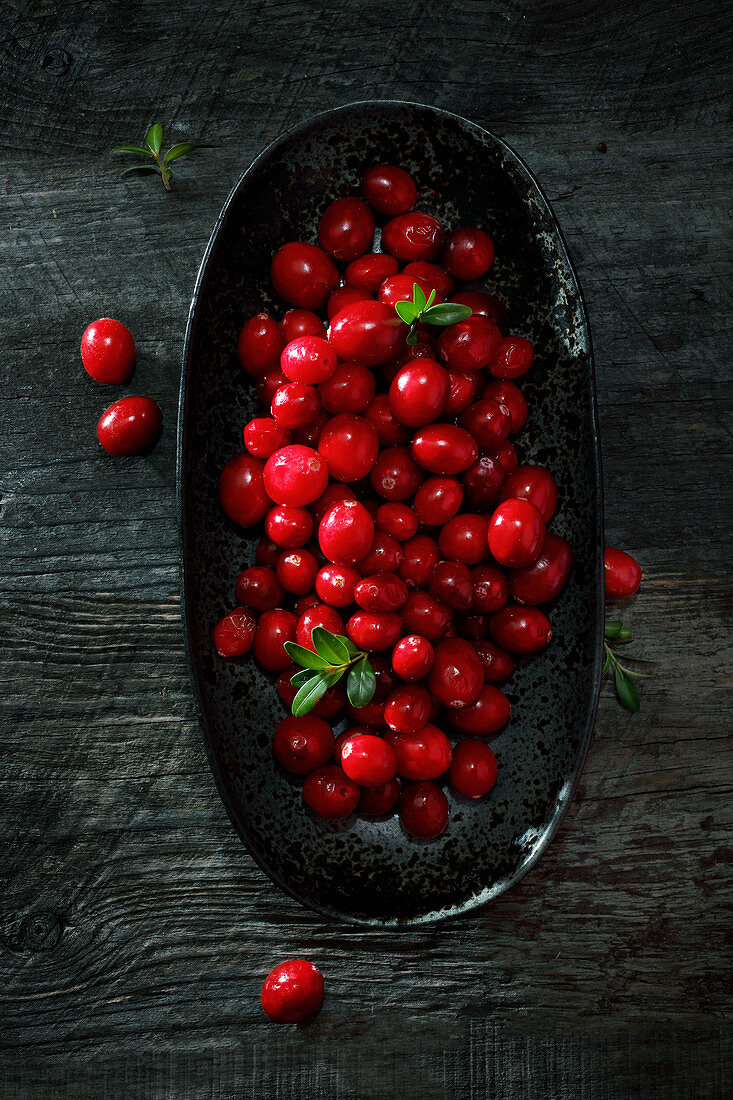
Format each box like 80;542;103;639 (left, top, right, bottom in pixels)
284;628;376;717
394;283;472;345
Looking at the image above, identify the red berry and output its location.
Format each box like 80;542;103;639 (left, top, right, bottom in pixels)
346;611;402;652
509;533;573;605
235;566;285;611
388;358;450;428
345;251;400;294
439;513;489;566
428;637;484;708
384;683;432;734
341;733;397;786
489;605;552;654
261;959;324;1023
263;445;329;506
319;362;376;415
359;777;401;815
487;439;518;475
255;536;281;567
265;505;313;549
271;382;321;429
401;261;455;299
276;549;319;595
483;379;527;433
218;453;269;526
346;699;385;728
354;571;408;612
319;196;375;261
445;370;479;416
462;455;506;510
319;500;374;565
309;483;357;525
474;639;516;683
397;534;441;588
329;301;405;366
81;317;135;384
472;564;509;613
253;608;297;671
401;591;452;641
361;164;418;215
318;414;379;482
442;227;495;280
429;560;474;610
378;273;436;310
257;368;288;406
96;396;162;455
449;684;510;736
414;476;463;526
399;781;449;837
303;764;361;818
375;502;418;542
500;465;557;523
411;425;478;475
449;740;498;798
459;399;512;450
244;417;292;459
490;336;535;379
437;316;502;373
296;605;346;651
392;634;435;681
213;607;256;657
488;499;545;568
364;394;411;447
357;531;404;575
389;724;452;781
381;213;444;262
280;335;337;385
370;445;423;501
238;313;284;376
281;309;326;342
271;241;339;309
315;562;361;607
325;285;370;320
450;290;507;332
294;592;321;616
273;715;335;775
604;547;642;598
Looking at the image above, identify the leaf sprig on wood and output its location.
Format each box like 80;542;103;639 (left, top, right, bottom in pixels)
113;123;195;191
394;283;472;345
603;620;654;712
283;628;376;717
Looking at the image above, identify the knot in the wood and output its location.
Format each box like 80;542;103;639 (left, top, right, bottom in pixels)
21;909;62;952
41;48;71;75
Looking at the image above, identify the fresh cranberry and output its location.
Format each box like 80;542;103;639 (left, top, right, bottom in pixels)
341;733;397;786
471;565;509;612
263;444;329;506
449;740;498;798
280;335;337;385
500;466;557;523
429;560;474;610
296;604;345;650
329;301;405;366
237;313;284;376
361;164;417;215
276;549;319;595
399;781;449;838
346;699;385;728
389;725;452;781
257;368;288;406
81;317;136;383
354;571;408;612
364;395;411;446
411;425;477;475
346;611;402;651
449;290;508;333
235;566;284;611
255;536;281;567
483;379;527;433
462;456;506;510
375;502;418;542
604;547;642;598
281;309;326;342
318;414;379;482
253;608;297;671
271;382;321;429
213;607;256;657
488;499;545;568
359;778;401;815
356;530;403;574
442;227;495;279
294;593;321;616
474;639;516;682
381;213;444;261
345;252;400;294
327;285;373;320
271;241;339;309
439;513;489;566
396;535;441;588
445;371;479;416
384;685;432;733
392;634;435;681
509;533;573;605
370;445;423;501
489;605;552;654
309;483;357;525
378;273;436;310
459;399;512;449
487;439;518;474
97;396;162;455
303;764;360;818
244;417;292;459
318;196;375;261
261;959;324;1023
401;261;455;298
428;637;484;708
401;591;452;640
437;316;502;373
319;500;374;565
490;336;535;379
414;476;463;526
315;563;360;607
319;362;376;415
392;335;438;367
388;358;450;428
273;715;335;774
218;453;269;526
265;505;313;549
450;684;510;736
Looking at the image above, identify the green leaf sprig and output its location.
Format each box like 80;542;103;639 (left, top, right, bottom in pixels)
284;628;376;717
395;283;472;345
603;620;655;713
113;123;196;191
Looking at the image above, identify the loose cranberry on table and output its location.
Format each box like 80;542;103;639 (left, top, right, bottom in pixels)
263;444;329;506
319;499;374;565
509;532;573;605
271;241;339;309
365;396;411;447
238;312;284;376
399;781;449;838
361;164;417;215
500;465;558;523
303;765;360;818
97;396;162;456
354;571;408;612
81;317;136;383
483;379;527;433
401;591;453;641
318;414;379;482
273;715;335;774
341;733;397;787
402;261;455;299
384;684;432;734
441;227;495;280
439;513;490;566
280;335;337;385
388;358;450;428
370;445;423;500
375;502;418;541
429;560;474;610
490;336;535;380
318;196;375;261
261;959;325;1024
381;212;444;262
392;634;435;682
281;308;326;342
396;534;440;588
346;611;402;652
411;424;478;475
218;453;269;526
472;564;509;613
474;639;516;683
488;499;545;568
604;547;642;598
359;778;402;816
329;300;405;367
489;605;553;654
428;637;484;708
450;290;508;333
449;740;498;799
449;684;511;736
235;566;285;611
437;315;502;374
213;607;256;657
244;417;292;459
253;608;297;671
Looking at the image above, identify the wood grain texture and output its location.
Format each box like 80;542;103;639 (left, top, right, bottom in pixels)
1;0;731;1096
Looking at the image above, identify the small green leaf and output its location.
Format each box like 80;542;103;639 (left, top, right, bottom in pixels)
602;650;612;677
425;288;437;309
405;327;419;346
335;635;361;658
346;657;377;709
420;302;473;326
395;300;418;324
121;164;158;175
282;641;330;670
604;621;623;638
164;141;196;165
290;668;313;689
311;627;350;665
617;627;633;643
615;667;640;712
413;282;427;312
291;670;341;717
113;144;155;157
146;123;163;155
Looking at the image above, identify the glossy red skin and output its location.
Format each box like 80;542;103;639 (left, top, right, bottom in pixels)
483;379;527;433
244;417;292;459
461;456;506;511
370;445;423;501
309;483;357;525
255;536;281;567
411;425;478;475
341;734;397;786
459;399;512;449
81;317;136;383
439;513;490;566
604;547;642;598
359;777;401;815
392;634;435;681
437;316;502;373
276;549;319;595
319;500;374;565
295;604;345;651
428;637;484;708
449;290;508;333
280;335;337;384
402;261;455;299
97;396;162;455
293;410;330;449
271;382;321;429
213;607;256;657
314;563;360;608
318;414;379;482
392;334;438;368
253;608;297;671
261;959;324;1023
488;499;545;568
375;502;419;541
509;532;573;606
381;213;444;262
237;312;284;377
318;196;375;261
489;605;552;654
326;285;373;320
472;565;509;613
361;164;417;215
384;685;432;734
396;535;441;589
346;699;385;728
474;639;516;683
414;477;463;527
500;465;558;523
294;592;321;616
329;301;406;367
378;273;436;310
303;765;360;818
388;724;452;782
281;309;326;342
335;726;372;763
364;395;411;447
450;684;511;736
429;560;474;610
449;739;498;798
273;715;335;775
445;371;479;416
354;571;408;612
344;252;400;295
490;336;535;380
319;362;376;415
346;611;402;652
264;445;329;507
401;591;453;641
356;531;403;575
487;439;518;475
218;453;269;526
257;368;288;406
265;505;313;549
388;359;450;428
399;781;449;838
271;242;339;309
442;227;495;279
235;566;285;611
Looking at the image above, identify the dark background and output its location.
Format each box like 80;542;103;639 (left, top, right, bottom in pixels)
1;2;730;1097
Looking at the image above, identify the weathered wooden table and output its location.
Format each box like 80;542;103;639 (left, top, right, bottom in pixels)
1;2;730;1096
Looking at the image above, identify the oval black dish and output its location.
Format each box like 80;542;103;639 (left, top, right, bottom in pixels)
178;101;604;925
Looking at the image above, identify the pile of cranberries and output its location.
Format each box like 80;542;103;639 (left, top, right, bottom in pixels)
213;162;574;841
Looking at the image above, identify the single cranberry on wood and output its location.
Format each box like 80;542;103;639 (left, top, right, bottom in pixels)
261;959;325;1023
604;547;642;598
